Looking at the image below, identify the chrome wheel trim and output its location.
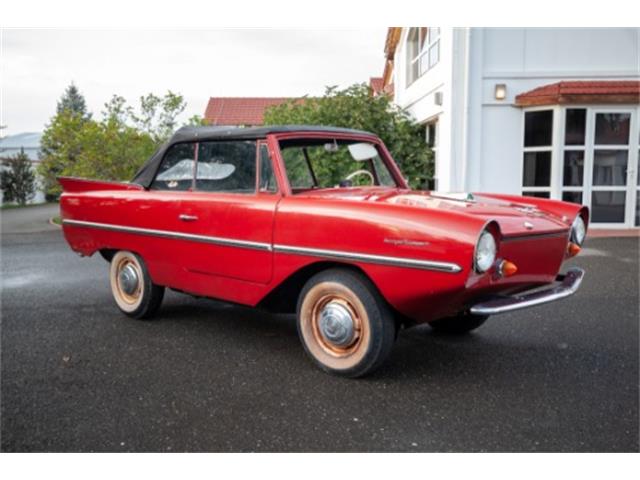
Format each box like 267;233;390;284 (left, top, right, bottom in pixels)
311;294;362;356
318;301;356;348
299;281;372;371
118;264;139;296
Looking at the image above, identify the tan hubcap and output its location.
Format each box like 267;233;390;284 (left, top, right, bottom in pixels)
110;252;144;312
300;281;371;370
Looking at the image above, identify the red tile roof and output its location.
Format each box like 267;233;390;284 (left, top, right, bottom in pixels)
515;81;640;106
204;97;294;126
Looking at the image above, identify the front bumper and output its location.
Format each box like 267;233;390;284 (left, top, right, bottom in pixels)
469;267;585;316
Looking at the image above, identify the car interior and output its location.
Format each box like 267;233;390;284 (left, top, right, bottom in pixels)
278;138;396;193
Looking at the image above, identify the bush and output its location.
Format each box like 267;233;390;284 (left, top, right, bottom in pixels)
264;84;433;189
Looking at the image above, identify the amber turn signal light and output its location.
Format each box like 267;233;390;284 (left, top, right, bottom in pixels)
567;242;581;258
499;260;518;277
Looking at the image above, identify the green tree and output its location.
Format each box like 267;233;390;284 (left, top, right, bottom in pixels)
56;83;91;120
130;91;187;143
40;84;92;199
1;149;36;205
264;84;433;189
39;110;87;199
186;114;207;127
39;89;190;198
71;109;156;181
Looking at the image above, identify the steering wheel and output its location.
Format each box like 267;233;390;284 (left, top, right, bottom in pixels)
345;169;375;186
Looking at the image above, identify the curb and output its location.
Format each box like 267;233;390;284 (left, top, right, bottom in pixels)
49;217;62;228
587;229;640;239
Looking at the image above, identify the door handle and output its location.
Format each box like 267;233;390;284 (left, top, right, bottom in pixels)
179;214;198;222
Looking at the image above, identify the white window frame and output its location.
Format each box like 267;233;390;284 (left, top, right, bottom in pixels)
558;107;588;206
406;27;440;87
585;106;638;227
521;106;558;199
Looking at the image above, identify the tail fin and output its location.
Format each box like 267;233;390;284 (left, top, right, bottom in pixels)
58;176;143;193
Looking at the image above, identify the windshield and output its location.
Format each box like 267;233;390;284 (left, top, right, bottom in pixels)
279;138;397;192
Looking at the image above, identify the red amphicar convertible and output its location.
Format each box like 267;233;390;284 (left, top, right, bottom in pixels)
59;126;587;377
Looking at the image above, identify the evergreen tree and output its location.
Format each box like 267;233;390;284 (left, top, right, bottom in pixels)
1;148;36;205
56;83;91;120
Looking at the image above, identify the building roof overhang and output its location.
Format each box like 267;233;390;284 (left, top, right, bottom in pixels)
515;81;640;107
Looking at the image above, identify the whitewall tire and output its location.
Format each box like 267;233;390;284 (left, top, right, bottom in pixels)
109;250;164;319
297;269;396;377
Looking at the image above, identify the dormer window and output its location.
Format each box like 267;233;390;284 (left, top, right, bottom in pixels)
406;27;440;86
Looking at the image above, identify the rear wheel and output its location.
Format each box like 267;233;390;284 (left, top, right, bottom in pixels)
296;269;396;378
109;250;164;319
428;312;488;334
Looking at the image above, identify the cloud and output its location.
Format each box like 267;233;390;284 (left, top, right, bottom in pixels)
1;29;387;135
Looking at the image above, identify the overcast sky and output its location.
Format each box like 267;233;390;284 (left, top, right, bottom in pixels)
1;29;387;136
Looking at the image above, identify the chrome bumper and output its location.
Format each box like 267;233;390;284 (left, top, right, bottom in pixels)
469;267;585;316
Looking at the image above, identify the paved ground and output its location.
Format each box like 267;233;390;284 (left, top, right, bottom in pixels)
1;207;638;452
1;203;59;234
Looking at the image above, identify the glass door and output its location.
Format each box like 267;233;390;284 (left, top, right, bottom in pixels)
585;109;637;227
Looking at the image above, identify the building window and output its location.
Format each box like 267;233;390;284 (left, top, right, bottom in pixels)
590;113;631;223
522;110;553;198
426;119;438;190
406;27;440;86
561;108;586;204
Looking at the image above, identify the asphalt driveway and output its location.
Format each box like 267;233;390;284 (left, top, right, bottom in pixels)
1;208;638;451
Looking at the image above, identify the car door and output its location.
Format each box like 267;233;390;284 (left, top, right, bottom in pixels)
126;141;196;289
176;139;280;286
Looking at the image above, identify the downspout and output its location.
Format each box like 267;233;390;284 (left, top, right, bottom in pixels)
459;28;472;192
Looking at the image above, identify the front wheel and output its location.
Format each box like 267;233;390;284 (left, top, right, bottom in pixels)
296;269;396;378
109;250;164;319
428;312;488;334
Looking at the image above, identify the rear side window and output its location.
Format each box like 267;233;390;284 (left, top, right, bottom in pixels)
150;143;196;191
196;141;257;193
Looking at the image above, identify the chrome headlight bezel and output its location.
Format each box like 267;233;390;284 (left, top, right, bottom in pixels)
570;215;586;246
474;229;497;273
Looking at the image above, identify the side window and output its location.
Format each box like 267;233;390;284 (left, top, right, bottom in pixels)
281;147;315;189
150;142;196;191
259;144;278;193
196;141;257;193
372;155;395;187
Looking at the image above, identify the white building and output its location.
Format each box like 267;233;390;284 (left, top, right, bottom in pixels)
382;28;640;229
0;132;45;204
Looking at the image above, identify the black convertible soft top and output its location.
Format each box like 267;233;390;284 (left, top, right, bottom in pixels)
131;125;376;188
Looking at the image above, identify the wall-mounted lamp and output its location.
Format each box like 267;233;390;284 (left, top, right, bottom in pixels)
434;91;443;106
494;84;507;100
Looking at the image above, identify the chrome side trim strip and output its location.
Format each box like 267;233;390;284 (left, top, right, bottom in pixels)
63;219;463;273
470;267;585;315
273;244;462;273
62;219;272;252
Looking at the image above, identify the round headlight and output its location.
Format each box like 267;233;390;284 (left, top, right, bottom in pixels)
571;215;586;246
475;230;497;273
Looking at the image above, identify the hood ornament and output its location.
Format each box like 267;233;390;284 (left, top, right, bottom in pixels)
524;221;534;230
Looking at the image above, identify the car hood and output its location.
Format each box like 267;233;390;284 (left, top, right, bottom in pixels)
297;187;571;237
